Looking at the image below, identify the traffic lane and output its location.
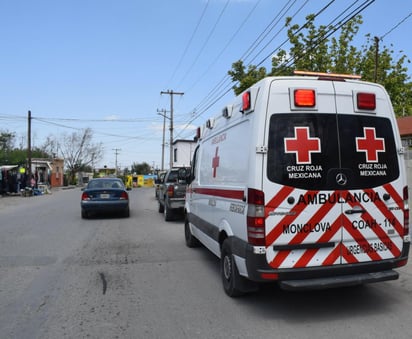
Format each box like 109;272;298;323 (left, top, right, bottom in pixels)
41;188;412;339
0;187;139;338
41;246;412;338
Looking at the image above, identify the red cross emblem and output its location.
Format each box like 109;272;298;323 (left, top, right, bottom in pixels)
212;147;220;177
356;127;385;162
284;127;321;164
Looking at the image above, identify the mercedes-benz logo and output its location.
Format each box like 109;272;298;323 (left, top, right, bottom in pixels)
336;173;348;186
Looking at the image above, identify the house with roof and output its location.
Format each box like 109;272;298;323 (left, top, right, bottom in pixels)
397;116;412;202
397;116;412;148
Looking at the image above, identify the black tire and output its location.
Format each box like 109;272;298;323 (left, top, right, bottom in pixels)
123;207;130;218
81;209;88;219
221;239;244;297
185;218;200;248
158;200;164;213
164;204;174;221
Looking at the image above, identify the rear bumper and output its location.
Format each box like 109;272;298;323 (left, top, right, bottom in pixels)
278;270;399;291
231;236;410;290
167;198;185;210
81;200;129;212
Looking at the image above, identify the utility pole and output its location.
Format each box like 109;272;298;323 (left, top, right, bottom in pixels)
157;108;170;171
374;36;379;83
27;110;32;186
160;90;184;169
112;148;121;175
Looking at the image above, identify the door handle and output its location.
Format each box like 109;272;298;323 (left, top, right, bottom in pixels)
345;208;366;214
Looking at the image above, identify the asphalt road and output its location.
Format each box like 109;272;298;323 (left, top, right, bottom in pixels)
0;187;411;339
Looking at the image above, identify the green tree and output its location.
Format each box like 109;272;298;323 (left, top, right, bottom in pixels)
131;162;152;175
0;131;50;166
227;60;267;96
357;35;412;115
0;130;15;165
228;14;412;115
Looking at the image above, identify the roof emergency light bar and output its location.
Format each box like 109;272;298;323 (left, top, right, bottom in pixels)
294;70;361;80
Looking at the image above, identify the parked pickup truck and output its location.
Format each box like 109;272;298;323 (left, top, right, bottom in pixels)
157;167;190;221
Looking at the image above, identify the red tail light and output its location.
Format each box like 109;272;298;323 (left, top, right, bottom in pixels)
294;89;316;107
357;92;376;110
242;91;251;112
403;186;409;236
247;188;265;246
120;191;129;200
167;185;175;197
81;192;90;201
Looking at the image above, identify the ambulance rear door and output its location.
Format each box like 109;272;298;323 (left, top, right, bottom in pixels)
333;81;405;266
262;78;405;271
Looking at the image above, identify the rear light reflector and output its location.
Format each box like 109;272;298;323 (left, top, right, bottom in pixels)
396;258;408;267
403;186;409;236
247;188;265;246
81;192;90;201
294;89;316;107
120;192;129;200
242;91;251;112
167;185;175;197
260;272;279;280
357;92;376;110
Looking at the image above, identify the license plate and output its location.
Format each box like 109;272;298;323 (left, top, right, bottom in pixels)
100;193;110;199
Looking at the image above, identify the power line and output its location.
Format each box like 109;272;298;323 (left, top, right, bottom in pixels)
381;12;412;40
175;0;376;140
175;0;231;88
166;0;211;86
183;0;263;94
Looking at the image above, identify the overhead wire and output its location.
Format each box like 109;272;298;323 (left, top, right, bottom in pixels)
165;0;211;87
175;0;375;140
187;0;298;117
175;0;232;89
183;0;263;95
380;11;412;40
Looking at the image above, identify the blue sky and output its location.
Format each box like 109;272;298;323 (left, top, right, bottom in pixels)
1;0;411;171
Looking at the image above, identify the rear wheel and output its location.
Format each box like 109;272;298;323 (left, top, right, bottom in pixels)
221;239;244;297
81;209;88;219
123;207;130;218
164;204;174;221
158;200;164;213
185;218;200;248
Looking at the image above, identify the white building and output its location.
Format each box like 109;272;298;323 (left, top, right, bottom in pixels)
172;139;196;168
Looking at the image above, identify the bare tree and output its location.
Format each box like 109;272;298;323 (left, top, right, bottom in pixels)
58;128;103;184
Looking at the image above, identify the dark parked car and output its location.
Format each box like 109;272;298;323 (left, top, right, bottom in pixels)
81;178;130;218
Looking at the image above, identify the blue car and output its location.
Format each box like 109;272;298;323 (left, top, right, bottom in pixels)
81;178;130;218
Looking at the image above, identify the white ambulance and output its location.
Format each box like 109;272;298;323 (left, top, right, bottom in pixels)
184;71;410;297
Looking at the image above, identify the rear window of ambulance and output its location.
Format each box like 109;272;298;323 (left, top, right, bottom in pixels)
267;113;399;190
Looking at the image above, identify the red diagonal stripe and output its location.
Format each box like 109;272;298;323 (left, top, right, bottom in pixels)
341;214;382;261
289;191;338;246
383;183;403;209
364;188;403;237
341;243;360;263
265;185;295;218
266;190;318;246
345;192;401;258
322;243;342;266
294;215;342;268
